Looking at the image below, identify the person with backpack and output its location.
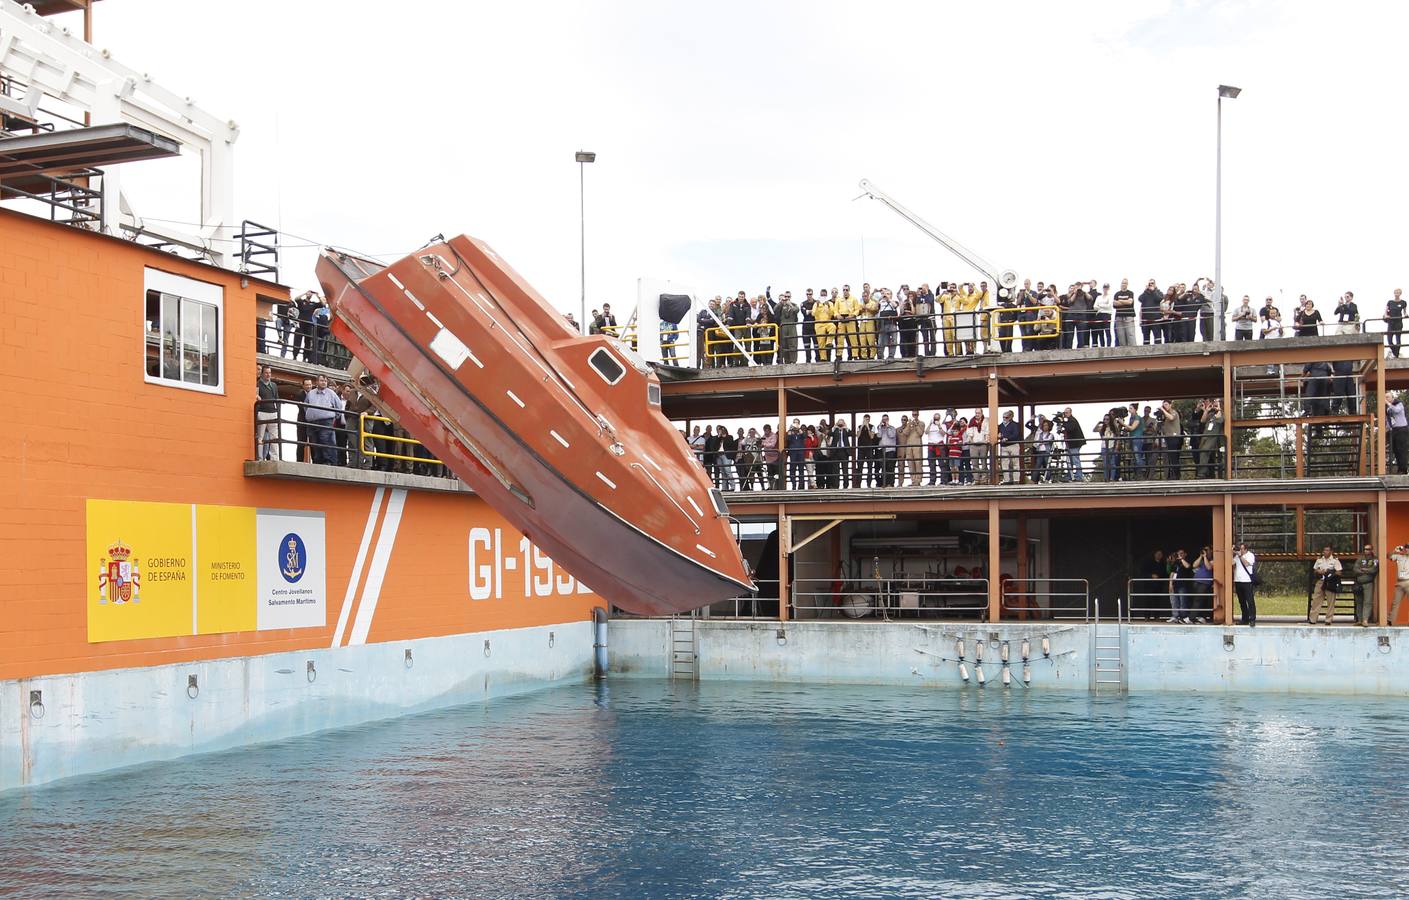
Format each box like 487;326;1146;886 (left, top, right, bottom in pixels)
1233;542;1258;626
1311;546;1344;625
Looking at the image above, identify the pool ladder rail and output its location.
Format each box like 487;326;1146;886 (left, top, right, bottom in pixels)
670;615;698;681
1090;599;1129;692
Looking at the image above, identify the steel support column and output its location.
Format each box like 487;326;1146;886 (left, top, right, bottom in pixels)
1223;352;1234;480
777;503;789;623
987;369;1000;485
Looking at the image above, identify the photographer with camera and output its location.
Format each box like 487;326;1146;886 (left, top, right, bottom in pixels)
1053;408;1087;481
1391;544;1409;625
1156;401;1182;480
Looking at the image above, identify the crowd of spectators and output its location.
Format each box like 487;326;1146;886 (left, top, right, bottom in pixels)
691;279;1406;366
686;400;1228;492
254;366;451;477
259;292;353;368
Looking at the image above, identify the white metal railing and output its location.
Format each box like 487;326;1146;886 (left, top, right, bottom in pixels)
1000;578;1090;620
790;577;988;620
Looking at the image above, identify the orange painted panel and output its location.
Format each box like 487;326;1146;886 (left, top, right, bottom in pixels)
0;211;598;680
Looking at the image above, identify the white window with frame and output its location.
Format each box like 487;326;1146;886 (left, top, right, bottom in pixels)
143;268;225;393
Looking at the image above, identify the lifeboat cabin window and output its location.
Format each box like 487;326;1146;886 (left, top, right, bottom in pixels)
589;347;626;385
647;382;662;406
143;268;224;394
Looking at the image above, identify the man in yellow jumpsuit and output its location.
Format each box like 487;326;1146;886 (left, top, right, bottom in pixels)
814;293;836;362
833;285;861;361
940;284;959;356
958;283;985;355
974;281;993;353
859;289;880;359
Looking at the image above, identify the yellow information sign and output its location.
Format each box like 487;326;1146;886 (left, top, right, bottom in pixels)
195;504;257;635
86;499;325;643
86;499;195;642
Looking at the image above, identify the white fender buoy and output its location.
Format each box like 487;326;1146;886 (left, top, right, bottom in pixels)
1023;663;1032;685
956;638;965;661
1001;641;1010;663
975;641;984;663
1042;637;1051;658
1021;638;1031;662
976;664;986;685
1002;666;1011;686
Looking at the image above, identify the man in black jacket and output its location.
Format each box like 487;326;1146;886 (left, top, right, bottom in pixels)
1138;280;1163;345
1057;408;1087;481
1176;285;1203;343
856;415;878;487
724;293;752;366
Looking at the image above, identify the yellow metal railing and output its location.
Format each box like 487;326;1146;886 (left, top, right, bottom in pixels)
704;322;779;360
358;413;444;465
989;304;1062;343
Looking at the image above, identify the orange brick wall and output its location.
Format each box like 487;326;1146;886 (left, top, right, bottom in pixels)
0;211;596;680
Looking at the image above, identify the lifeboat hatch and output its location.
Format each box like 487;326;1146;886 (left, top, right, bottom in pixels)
709;488;730;517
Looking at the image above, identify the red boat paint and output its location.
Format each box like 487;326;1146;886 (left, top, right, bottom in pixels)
317;236;754;616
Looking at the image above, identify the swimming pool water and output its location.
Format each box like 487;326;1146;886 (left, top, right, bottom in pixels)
2;680;1407;898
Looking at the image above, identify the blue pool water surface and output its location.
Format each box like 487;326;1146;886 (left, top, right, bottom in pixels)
2;680;1408;899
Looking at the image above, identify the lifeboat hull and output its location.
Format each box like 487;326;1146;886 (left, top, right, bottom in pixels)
317;246;753;617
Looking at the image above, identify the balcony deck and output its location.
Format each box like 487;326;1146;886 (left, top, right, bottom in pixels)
660;333;1383;418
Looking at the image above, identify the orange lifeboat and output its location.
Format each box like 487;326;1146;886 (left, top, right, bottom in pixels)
316;236;754;616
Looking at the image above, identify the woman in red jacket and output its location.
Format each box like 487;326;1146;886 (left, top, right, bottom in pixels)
949;417;969;484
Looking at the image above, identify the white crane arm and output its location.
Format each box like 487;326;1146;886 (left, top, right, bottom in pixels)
858;179;1017;292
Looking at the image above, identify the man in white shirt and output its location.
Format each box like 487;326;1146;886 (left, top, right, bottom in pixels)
1232;542;1257;626
1390;544;1409;625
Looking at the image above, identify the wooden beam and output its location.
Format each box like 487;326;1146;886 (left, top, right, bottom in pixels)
1217;496;1233;625
1378;341;1388;476
1377;492;1389;626
988;502;1002;622
1223;352;1234;481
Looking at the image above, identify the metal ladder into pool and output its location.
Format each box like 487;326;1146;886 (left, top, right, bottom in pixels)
1090;599;1128;692
669;615;698;680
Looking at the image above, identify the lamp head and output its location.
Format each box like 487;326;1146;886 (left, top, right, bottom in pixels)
1218;85;1242;99
575;150;597;163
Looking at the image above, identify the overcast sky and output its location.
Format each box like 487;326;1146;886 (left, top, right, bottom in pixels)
65;1;1409;322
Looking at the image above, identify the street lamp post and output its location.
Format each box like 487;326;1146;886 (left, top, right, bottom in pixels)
1214;85;1241;341
575;150;596;334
